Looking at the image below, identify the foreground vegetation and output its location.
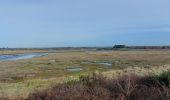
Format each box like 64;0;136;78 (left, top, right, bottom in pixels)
28;72;170;100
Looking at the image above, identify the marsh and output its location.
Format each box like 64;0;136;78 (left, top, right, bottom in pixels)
0;49;170;99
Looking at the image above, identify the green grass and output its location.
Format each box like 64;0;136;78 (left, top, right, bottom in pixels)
154;71;170;86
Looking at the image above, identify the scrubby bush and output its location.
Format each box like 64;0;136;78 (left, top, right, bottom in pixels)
28;72;170;100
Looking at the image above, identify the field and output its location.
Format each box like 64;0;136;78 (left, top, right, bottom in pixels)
0;49;170;99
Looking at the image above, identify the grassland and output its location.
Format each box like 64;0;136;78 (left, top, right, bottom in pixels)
0;49;170;99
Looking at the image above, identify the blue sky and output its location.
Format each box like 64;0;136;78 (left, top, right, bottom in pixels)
0;0;170;47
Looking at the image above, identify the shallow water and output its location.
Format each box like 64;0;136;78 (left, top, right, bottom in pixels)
66;67;83;72
82;61;112;67
0;53;47;61
97;62;112;66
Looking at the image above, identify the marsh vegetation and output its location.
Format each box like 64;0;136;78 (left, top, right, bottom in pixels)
0;49;170;99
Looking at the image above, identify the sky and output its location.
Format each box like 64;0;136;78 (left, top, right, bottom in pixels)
0;0;170;48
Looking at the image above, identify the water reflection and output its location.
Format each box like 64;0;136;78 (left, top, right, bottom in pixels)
0;53;47;61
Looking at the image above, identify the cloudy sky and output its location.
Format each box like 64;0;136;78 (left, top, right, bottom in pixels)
0;0;170;47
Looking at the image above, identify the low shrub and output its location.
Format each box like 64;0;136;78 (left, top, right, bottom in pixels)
28;72;170;100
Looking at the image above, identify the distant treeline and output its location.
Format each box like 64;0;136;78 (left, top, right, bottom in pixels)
0;47;98;50
113;45;170;49
128;46;170;49
0;45;170;50
97;45;170;50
